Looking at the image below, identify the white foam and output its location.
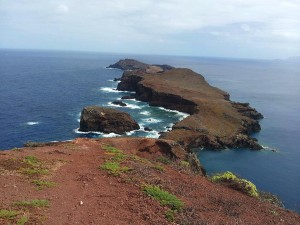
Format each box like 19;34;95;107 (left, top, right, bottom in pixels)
100;87;121;93
145;130;160;138
102;133;121;137
73;128;102;135
142;118;162;123
262;145;279;152
26;121;40;125
140;111;151;115
125;130;136;136
125;103;142;109
158;107;190;119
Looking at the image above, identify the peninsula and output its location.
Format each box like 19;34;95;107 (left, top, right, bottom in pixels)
110;59;263;150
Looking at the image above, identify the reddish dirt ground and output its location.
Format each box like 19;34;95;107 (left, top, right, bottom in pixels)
0;138;299;225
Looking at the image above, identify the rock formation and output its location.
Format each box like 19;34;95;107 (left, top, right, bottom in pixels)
113;59;263;150
111;101;127;107
79;106;139;134
107;58;174;72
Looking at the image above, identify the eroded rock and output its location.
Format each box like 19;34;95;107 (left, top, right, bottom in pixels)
79;106;139;134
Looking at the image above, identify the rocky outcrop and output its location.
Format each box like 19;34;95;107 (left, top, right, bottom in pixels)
107;58;174;72
108;59;148;70
79;106;139;134
111;101;127;107
113;60;263;150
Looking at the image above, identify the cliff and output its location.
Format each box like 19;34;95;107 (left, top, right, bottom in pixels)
0;139;299;225
116;59;263;150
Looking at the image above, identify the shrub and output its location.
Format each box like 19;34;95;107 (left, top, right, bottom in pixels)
211;171;259;197
143;184;184;210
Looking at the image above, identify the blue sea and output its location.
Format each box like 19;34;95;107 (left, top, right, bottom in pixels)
0;49;299;212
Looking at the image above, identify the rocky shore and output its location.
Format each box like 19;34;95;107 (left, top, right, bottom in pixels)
114;59;263;150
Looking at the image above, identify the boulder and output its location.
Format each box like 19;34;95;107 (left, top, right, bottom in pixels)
79;106;139;134
144;127;153;132
111;101;127;107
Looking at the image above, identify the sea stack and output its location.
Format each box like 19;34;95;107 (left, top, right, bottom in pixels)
79;106;140;134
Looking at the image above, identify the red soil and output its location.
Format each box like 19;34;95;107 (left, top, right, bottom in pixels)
1;138;299;225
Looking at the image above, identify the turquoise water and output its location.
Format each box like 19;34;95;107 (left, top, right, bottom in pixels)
0;49;299;212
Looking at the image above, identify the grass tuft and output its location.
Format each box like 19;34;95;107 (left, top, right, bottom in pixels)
17;216;29;225
165;209;177;222
23;156;40;167
32;180;56;190
21;168;49;176
14;199;50;208
143;184;184;210
156;156;171;165
100;162;131;176
152;165;165;172
0;209;20;219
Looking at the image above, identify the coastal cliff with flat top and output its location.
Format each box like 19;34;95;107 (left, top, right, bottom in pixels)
111;59;263;150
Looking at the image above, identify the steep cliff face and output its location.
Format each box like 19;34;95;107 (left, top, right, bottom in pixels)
114;60;263;150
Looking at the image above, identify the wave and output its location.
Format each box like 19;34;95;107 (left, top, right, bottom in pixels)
100;87;122;93
142;118;162;123
102;133;121;137
145;130;160;138
100;87;136;94
262;145;279;152
158;107;189;119
140;111;151;115
73;128;102;135
26;121;40;125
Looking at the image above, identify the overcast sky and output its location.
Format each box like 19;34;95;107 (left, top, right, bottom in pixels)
0;0;299;59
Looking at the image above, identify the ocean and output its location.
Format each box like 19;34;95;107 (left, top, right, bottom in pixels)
0;49;299;212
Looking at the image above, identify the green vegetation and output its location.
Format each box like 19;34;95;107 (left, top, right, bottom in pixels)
102;145;123;154
102;145;127;162
156;156;171;165
32;180;56;190
211;171;259;197
143;184;184;210
179;161;190;168
23;156;40;167
17;216;29;225
0;209;20;219
21;168;49;176
14;199;50;208
165;209;177;222
152;165;165;172
100;162;131;176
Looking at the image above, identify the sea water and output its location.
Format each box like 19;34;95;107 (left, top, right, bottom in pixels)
0;49;299;212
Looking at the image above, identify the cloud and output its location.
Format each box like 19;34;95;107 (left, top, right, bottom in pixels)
56;4;69;14
0;0;299;58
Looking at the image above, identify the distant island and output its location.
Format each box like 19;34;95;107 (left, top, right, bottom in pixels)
109;59;263;150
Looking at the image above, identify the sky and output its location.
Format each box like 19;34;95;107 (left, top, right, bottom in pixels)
0;0;300;59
